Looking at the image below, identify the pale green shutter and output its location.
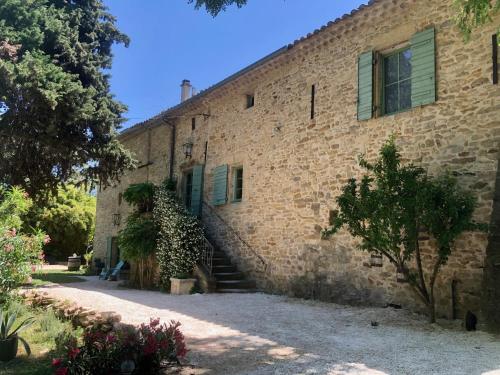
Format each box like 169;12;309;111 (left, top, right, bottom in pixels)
357;51;374;121
411;27;436;107
212;165;228;206
190;165;204;216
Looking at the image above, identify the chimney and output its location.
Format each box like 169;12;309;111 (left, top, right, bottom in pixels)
180;79;192;102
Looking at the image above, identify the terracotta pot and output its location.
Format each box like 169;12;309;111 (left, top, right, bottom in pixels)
170;278;196;295
0;336;18;362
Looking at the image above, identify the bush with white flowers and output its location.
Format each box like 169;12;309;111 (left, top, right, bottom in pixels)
154;181;203;289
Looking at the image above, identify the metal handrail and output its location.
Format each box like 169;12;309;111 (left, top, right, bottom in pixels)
202;201;267;270
200;236;214;275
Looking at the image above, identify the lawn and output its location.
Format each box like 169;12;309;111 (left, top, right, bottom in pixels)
0;300;82;375
31;268;87;287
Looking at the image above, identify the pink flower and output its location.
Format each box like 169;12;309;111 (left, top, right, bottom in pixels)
38;252;45;261
149;318;160;328
22;192;29;199
6;228;16;237
68;347;80;359
43;235;51;245
4;243;13;253
31;265;36;272
55;367;68;375
51;358;62;367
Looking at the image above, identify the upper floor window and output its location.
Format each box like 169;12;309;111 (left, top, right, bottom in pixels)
383;48;412;115
232;167;243;202
246;94;255;109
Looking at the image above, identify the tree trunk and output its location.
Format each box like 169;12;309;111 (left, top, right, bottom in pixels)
428;300;436;323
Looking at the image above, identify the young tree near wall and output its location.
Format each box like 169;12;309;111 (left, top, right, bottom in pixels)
322;139;485;323
118;183;157;289
0;0;135;198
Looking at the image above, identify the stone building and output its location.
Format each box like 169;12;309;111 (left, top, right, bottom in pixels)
95;0;500;323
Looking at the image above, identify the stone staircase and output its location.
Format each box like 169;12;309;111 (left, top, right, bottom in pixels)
211;248;257;293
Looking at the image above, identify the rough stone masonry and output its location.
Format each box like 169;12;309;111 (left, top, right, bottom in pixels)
95;0;500;327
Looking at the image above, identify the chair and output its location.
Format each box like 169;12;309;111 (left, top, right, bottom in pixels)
107;260;125;281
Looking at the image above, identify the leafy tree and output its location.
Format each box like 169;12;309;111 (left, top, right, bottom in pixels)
322;139;485;323
0;0;135;197
454;0;500;41
189;0;247;16
26;186;96;260
117;182;157;289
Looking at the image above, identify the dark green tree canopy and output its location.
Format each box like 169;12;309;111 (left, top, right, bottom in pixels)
0;0;135;197
189;0;247;16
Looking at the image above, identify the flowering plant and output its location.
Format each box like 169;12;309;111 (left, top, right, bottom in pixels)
52;318;188;374
0;187;47;300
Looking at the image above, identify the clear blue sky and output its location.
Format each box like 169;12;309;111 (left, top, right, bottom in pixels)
104;0;368;129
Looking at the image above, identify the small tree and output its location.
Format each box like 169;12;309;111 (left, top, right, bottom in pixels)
154;181;203;289
322;139;485;322
117;183;157;289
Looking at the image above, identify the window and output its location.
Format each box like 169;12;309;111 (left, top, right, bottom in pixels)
118;192;122;206
191;117;196;131
232;167;243;202
383;48;412;115
246;94;255;109
310;84;316;120
184;170;193;208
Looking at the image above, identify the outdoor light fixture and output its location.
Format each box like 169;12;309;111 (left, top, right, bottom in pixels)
183;141;193;159
112;213;121;226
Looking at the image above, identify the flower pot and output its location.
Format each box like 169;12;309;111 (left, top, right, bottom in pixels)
0;336;18;362
170;278;196;295
67;256;81;271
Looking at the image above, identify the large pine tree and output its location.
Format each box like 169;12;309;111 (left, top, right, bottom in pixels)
0;0;135;197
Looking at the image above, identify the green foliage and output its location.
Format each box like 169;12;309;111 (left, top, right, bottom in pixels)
454;0;500;41
0;0;135;197
117;216;157;262
0;309;34;356
323;139;485;322
154;182;204;287
189;0;248;16
122;182;156;213
26;185;96;259
0;187;46;300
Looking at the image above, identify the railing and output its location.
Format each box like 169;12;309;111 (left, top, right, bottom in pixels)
202;201;267;271
200;236;215;275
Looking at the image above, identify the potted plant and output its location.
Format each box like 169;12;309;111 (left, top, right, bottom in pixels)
170;273;196;295
0;310;34;362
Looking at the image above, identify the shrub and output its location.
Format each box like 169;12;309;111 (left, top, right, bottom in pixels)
52;318;187;375
154;182;204;288
0;187;47;301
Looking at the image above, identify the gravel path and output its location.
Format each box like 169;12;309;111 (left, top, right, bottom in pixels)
40;277;500;375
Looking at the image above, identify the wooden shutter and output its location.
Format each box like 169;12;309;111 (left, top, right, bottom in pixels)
212;165;228;206
357;51;374;121
411;27;436;107
190;165;204;216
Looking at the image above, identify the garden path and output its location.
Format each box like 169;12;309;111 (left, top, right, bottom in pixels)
41;276;500;375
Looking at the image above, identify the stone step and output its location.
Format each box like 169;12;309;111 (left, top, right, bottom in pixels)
212;257;232;266
216;279;256;290
216;288;259;293
212;272;245;281
212;264;237;273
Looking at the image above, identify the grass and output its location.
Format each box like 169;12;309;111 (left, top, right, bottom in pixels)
0;300;82;375
31;268;87;287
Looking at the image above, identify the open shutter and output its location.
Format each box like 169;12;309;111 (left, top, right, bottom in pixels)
212;165;228;206
357;51;374;121
190;165;204;216
411;27;436;107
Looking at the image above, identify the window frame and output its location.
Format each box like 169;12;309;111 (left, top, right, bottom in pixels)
245;94;255;109
231;166;243;203
183;169;194;209
380;46;413;116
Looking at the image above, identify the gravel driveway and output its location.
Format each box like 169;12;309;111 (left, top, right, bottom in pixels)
41;276;500;375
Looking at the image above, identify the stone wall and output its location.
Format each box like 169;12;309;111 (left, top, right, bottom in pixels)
95;0;500;321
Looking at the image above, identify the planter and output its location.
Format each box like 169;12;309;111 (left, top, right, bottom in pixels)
0;336;18;362
170;278;196;295
68;256;81;271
